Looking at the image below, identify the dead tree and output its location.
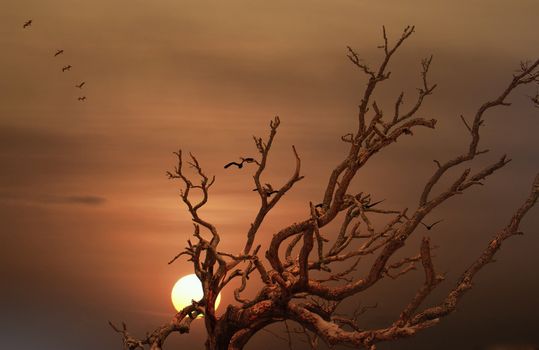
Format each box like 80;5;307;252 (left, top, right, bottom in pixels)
111;26;539;350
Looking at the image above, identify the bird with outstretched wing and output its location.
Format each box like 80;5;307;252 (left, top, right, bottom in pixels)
420;219;443;230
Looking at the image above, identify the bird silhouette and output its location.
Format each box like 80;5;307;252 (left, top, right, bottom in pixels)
23;20;32;28
77;96;86;102
420;220;443;230
62;65;72;72
224;161;243;169
75;81;86;89
224;157;256;169
252;184;278;197
54;49;64;57
252;188;278;197
363;199;385;209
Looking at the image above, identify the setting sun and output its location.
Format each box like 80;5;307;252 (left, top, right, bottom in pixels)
171;274;221;313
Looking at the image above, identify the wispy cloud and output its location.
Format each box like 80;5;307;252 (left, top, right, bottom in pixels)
0;192;107;206
36;194;107;206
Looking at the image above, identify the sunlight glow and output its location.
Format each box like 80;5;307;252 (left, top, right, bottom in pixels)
171;274;221;314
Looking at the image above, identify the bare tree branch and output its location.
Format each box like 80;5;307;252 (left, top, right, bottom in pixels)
112;26;539;350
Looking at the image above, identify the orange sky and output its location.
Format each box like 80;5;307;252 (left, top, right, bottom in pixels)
1;1;538;349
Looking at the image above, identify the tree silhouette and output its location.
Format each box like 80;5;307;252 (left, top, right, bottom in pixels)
111;26;539;350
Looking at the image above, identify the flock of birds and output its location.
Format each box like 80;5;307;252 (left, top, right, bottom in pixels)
223;156;443;230
23;19;88;102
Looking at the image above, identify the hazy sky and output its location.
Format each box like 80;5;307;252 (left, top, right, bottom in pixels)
1;1;538;349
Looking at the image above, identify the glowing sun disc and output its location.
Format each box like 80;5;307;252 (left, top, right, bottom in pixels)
171;274;221;314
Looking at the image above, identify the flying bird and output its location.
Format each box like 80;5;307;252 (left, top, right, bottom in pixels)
224;157;256;169
252;184;278;197
252;188;278;197
23;20;32;28
62;65;72;72
75;81;86;89
54;49;64;57
363;199;385;209
77;96;86;101
224;160;244;169
420;219;443;230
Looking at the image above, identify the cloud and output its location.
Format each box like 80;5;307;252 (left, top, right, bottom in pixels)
0;192;107;206
36;194;107;206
